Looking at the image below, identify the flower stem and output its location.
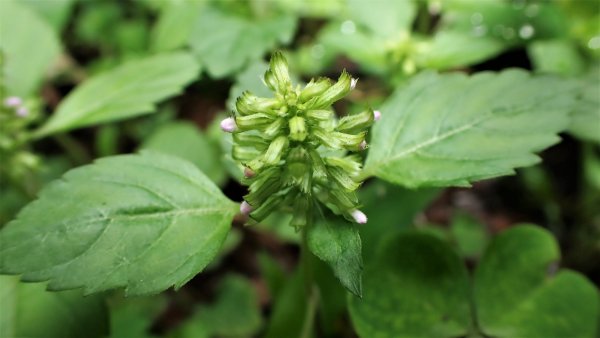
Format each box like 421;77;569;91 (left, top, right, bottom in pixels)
299;212;319;338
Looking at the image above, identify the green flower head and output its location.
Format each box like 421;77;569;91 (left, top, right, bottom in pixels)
223;52;380;229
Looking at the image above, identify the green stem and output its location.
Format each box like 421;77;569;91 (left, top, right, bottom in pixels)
299;212;319;338
53;134;92;165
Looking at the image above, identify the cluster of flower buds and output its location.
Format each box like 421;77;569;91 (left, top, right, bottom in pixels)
222;52;381;229
3;96;29;117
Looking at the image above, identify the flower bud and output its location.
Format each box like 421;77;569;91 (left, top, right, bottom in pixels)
350;78;358;90
306;109;333;121
244;167;255;178
262;136;288;165
4;96;22;108
308;70;352;109
262;118;286;139
373;110;382;121
336;109;375;133
350;209;368;224
328;166;360;191
240;201;253;215
299;78;332;102
264;51;291;93
16;107;29;118
288;116;308;141
232;145;261;162
235;113;274;131
220;117;237;132
359;140;367;150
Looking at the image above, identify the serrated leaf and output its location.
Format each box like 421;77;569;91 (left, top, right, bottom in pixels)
141;121;226;186
0;1;61;97
307;220;362;297
365;70;576;188
348;231;472;337
0;151;237;295
0;276;108;337
189;6;297;78
569;68;600;144
34;52;200;137
475;225;599;338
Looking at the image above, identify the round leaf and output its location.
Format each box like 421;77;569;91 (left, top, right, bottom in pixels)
348;231;472;337
475;225;599;337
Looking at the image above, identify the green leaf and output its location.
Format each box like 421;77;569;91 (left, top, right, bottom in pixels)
0;276;108;337
151;1;202;53
358;180;439;260
475;225;599;338
569;68;600;144
189;6;297;78
0;151;237;295
348;231;472;337
141;121;226;186
528;40;586;76
346;0;416;37
418;31;506;70
365;70;577;188
34;52;200;137
450;213;488;258
227;61;272;110
307;220;362;297
0;1;61;97
172;275;262;338
108;293;167;338
20;0;75;32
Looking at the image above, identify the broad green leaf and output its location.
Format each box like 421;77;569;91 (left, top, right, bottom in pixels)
172;275;262;338
0;276;108;337
108;293;167;338
0;1;61;97
189;6;297;78
418;31;505;70
21;0;75;32
450;213;488;258
307;220;362;297
528;40;586;76
141;121;226;186
151;1;202;53
34;52;200;137
347;0;416;37
569;68;600;144
0;151;238;295
348;231;472;337
358;180;439;259
475;225;599;337
365;70;577;188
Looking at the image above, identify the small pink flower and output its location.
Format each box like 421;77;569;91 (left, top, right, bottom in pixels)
220;117;237;132
244;167;255;178
240;201;253;215
16;107;29;117
351;209;367;224
373;110;381;121
4;96;22;108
